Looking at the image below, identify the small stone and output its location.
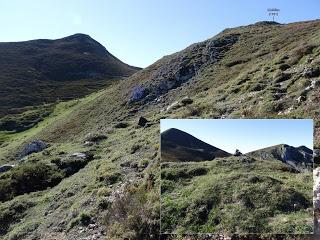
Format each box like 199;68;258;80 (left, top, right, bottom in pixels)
293;203;302;211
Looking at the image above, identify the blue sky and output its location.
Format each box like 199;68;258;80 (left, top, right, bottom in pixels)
160;119;313;153
1;0;319;67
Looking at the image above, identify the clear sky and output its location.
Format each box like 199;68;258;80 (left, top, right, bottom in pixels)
1;0;319;67
160;119;313;153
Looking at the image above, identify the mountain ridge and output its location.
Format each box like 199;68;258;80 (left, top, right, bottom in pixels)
161;128;313;172
247;143;313;172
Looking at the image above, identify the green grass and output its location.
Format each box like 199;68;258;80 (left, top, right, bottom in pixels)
0;104;54;132
161;156;313;234
0;90;104;164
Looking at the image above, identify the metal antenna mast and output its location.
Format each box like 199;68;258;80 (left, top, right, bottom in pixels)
267;8;280;22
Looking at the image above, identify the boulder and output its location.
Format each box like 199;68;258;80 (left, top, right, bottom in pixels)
20;140;47;158
138;117;148;127
0;164;15;173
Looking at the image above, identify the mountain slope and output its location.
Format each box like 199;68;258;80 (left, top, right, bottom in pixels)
161;156;313;234
0;33;140;117
0;20;319;239
247;144;313;172
161;128;231;162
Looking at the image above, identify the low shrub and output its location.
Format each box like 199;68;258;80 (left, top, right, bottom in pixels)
104;186;160;240
0;200;35;235
0;162;64;202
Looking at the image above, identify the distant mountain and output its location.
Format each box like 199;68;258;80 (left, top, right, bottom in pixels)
247;144;313;172
0;33;140;117
161;128;231;162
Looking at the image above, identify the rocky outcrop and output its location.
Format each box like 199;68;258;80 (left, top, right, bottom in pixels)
247;144;313;172
129;34;239;104
20;140;48;158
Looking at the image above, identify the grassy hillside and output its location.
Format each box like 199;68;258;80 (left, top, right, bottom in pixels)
0;20;319;239
161;156;313;234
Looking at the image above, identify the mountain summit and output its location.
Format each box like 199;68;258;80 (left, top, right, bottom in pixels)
161;128;231;162
0;33;140;117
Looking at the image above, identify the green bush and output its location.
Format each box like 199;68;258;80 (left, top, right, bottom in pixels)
0;162;64;202
104;186;160;240
97;164;122;185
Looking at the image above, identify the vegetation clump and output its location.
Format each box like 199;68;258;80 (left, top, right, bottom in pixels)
0;162;64;202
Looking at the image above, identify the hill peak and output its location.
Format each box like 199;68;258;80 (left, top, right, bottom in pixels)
60;33;97;43
0;33;140;118
253;21;281;26
161;128;231;162
162;128;189;136
247;144;313;172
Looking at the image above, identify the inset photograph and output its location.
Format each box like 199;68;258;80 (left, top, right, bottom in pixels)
160;119;313;234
